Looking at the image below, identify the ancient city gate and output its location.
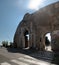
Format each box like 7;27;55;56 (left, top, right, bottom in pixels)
14;2;59;51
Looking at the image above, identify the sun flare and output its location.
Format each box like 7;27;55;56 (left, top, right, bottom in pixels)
28;0;43;10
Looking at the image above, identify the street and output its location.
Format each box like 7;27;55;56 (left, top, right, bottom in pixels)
0;47;56;65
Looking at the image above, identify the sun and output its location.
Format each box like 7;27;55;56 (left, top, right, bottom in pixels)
28;0;43;10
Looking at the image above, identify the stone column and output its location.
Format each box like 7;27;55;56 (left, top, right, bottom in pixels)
21;27;25;48
22;36;25;48
29;33;32;48
35;33;41;50
33;33;36;48
31;33;36;49
29;22;33;48
39;33;45;51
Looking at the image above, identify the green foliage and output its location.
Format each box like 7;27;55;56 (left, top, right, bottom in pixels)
2;41;13;48
2;41;8;47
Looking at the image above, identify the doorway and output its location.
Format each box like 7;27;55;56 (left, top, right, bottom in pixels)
24;30;29;49
45;33;51;51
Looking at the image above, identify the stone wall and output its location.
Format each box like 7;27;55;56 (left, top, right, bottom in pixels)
14;1;59;51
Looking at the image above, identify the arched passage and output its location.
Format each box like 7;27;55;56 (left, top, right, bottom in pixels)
45;33;51;51
24;30;29;48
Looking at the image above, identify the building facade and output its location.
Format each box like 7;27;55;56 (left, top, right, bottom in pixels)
14;2;59;51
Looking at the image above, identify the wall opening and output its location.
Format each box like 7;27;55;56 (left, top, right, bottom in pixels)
24;30;29;49
45;33;51;51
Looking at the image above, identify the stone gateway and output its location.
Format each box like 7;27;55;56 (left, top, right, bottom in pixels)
14;2;59;51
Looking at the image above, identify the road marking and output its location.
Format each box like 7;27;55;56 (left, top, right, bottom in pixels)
11;59;29;65
1;62;11;65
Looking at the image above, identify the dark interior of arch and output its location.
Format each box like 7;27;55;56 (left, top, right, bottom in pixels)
24;30;29;48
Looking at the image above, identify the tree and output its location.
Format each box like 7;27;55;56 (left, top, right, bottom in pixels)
2;41;8;47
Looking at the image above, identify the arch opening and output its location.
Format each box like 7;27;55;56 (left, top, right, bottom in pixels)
45;33;52;51
24;30;29;49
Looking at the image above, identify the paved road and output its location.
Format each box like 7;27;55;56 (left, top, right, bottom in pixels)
0;47;56;65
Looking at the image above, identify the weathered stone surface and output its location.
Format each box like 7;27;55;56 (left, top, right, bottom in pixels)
14;1;59;51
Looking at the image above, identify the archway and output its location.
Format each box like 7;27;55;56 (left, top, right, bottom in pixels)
45;33;51;51
24;30;29;49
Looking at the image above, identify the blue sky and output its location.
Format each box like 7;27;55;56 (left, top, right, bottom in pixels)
0;0;59;43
